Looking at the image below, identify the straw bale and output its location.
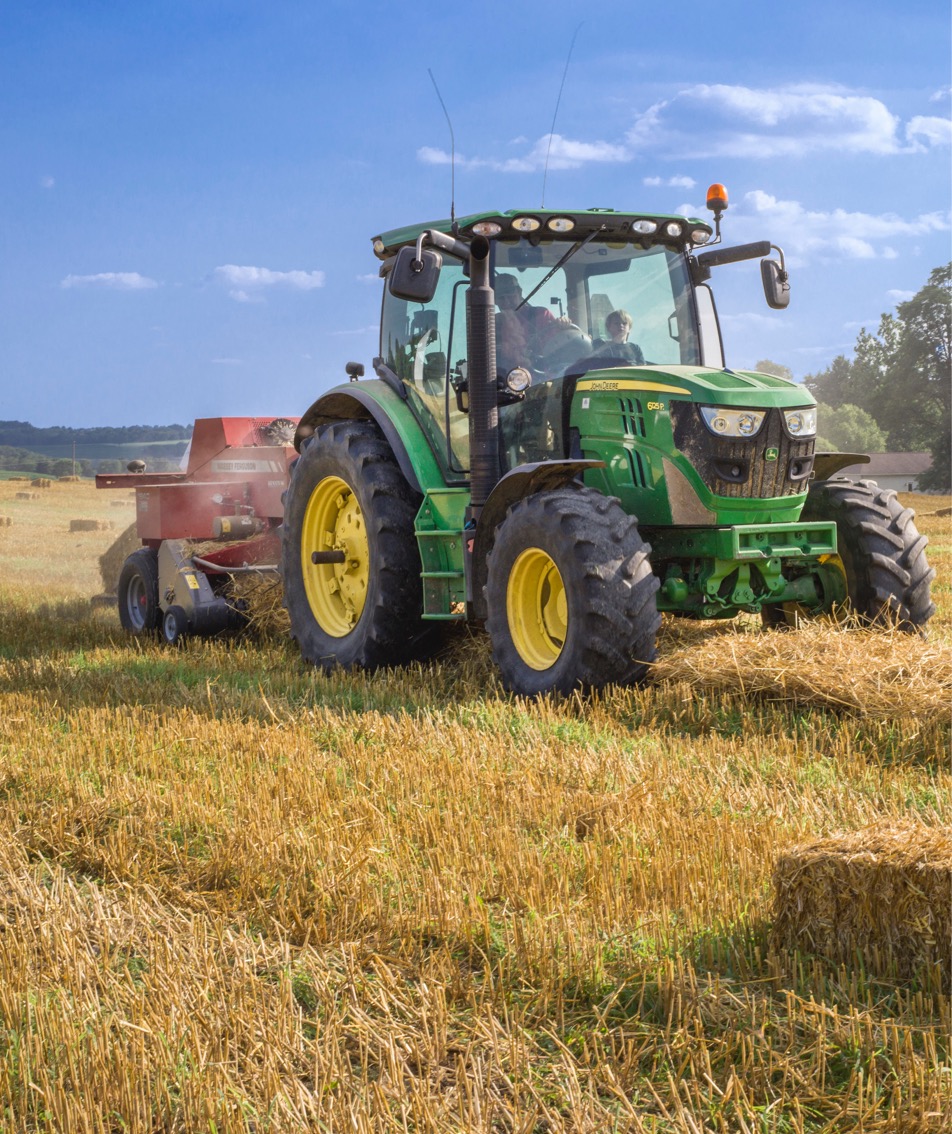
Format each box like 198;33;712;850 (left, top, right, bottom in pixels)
15;491;39;500
31;477;52;488
98;522;141;594
70;518;114;533
0;516;11;527
57;474;82;482
771;822;952;988
651;621;952;720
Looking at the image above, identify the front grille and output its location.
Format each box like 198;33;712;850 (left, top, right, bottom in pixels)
670;403;815;499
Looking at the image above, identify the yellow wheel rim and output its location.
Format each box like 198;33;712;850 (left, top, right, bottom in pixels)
506;548;567;671
300;475;370;637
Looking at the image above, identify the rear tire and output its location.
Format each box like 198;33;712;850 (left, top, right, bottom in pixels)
117;548;160;635
766;477;935;633
485;484;660;695
281;421;431;670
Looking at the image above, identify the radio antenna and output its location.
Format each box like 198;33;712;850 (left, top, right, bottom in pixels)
541;23;583;209
428;69;456;231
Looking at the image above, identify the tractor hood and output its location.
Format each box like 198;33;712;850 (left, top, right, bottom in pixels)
572;364;816;410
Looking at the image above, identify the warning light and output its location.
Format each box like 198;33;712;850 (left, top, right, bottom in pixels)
706;183;729;214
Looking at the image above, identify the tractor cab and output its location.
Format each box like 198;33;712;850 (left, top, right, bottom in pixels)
376;208;729;484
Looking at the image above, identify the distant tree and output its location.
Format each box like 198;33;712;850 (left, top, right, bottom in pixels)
804;263;950;489
753;359;794;383
815;403;888;453
51;459;74;478
804;355;863;408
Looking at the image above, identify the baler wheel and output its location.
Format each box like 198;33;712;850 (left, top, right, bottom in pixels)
162;605;189;646
485;483;660;695
281;420;432;670
117;548;161;636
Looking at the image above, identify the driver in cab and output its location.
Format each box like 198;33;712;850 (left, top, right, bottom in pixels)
494;273;583;374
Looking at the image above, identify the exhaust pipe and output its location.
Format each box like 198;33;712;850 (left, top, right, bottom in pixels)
466;235;499;517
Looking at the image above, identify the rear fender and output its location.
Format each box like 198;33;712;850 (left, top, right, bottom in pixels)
295;383;446;494
470;459;604;619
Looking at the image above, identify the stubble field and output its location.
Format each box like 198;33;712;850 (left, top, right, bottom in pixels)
0;477;949;1132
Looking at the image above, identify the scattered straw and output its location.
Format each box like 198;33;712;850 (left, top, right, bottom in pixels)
771;822;952;989
651;620;952;720
228;572;289;637
97;522;141;594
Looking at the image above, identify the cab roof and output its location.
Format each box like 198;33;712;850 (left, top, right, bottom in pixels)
372;207;713;260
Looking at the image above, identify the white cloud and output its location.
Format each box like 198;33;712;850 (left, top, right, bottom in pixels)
213;264;325;302
61;272;158;290
40;175;54;189
418;133;629;174
906;115;952;148
211;357;243;365
357;273;380;283
732;190;950;262
887;289;915;302
418;84;949;178
643;174;696;188
930;86;952;102
627;83;949;158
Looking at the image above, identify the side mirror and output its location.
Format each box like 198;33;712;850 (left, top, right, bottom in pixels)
762;259;790;310
388;246;442;303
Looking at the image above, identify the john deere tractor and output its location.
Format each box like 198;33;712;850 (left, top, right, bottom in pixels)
281;186;935;694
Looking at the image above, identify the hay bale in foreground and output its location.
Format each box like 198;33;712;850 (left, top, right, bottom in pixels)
771;823;951;988
69;518;114;533
97;522;141;594
15;491;39;500
31;477;52;488
0;516;11;527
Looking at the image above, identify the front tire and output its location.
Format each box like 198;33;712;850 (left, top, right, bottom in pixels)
281;421;429;670
485;484;660;695
769;477;935;633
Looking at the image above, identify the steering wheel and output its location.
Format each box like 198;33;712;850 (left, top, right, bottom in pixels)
535;326;592;377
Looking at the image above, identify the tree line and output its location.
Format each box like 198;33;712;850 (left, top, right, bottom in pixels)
0;421;191;447
803;263;950;492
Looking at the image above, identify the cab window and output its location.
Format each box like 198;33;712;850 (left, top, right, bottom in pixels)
380;258;470;477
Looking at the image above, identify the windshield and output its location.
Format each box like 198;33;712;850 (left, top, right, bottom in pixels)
379;236;702;481
492;237;700;379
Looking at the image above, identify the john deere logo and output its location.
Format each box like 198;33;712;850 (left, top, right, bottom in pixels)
764;447;779;462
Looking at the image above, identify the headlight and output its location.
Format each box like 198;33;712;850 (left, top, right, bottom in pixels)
784;407;817;437
631;219;658;235
472;221;502;237
663;221;682;238
547;216;575;233
690;227;712;244
511;216;541;233
700;406;766;438
505;367;532;394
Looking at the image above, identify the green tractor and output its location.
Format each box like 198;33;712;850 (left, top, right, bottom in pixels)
281;186;935;695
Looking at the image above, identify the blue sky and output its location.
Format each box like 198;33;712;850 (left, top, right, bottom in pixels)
1;0;949;428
